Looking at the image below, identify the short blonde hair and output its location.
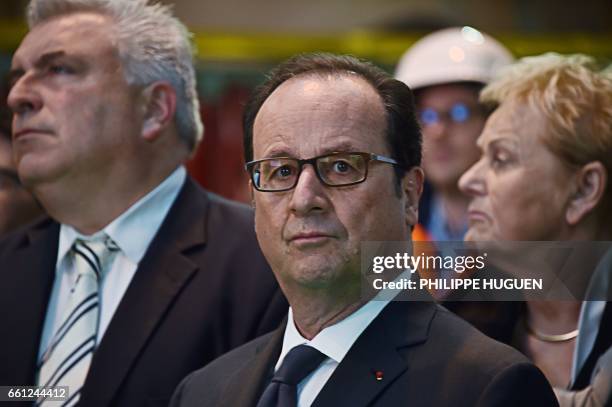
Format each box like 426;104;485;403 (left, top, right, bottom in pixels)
482;53;612;225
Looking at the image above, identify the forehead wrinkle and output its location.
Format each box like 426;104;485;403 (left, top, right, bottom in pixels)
257;133;296;158
260;74;383;125
39;11;112;35
263;138;367;160
253;74;386;159
15;12;117;68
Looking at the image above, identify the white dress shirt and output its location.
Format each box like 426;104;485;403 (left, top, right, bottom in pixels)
37;166;186;361
571;247;612;385
276;299;391;407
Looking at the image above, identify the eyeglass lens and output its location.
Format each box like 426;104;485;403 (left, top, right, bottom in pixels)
252;153;368;191
419;102;472;126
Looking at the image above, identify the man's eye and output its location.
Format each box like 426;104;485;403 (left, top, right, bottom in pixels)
332;160;353;173
420;108;438;126
450;103;470;123
273;165;294;178
49;65;74;75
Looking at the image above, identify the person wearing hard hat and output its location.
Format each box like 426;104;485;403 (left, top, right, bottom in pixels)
395;26;513;242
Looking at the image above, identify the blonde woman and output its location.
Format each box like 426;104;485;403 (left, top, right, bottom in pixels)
459;53;612;405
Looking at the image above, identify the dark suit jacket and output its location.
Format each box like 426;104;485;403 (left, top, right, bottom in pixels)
444;248;612;392
573;302;612;390
0;177;288;407
171;300;559;407
445;301;612;392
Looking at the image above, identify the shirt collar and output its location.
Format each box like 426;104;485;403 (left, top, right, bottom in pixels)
276;299;390;371
57;166;186;270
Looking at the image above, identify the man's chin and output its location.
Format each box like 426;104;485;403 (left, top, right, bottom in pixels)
284;260;343;285
16;162;61;190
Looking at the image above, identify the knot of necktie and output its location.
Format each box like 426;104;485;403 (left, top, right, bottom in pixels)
72;235;119;281
256;344;327;407
273;345;328;386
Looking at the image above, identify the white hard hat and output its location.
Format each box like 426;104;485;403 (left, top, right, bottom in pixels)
395;26;514;90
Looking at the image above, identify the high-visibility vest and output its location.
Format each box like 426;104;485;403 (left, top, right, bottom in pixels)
412;223;432;242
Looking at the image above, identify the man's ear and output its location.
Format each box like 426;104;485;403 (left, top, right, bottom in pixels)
402;167;424;228
140;81;177;142
566;161;607;225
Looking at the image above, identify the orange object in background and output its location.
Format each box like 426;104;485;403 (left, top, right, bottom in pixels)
412;223;431;241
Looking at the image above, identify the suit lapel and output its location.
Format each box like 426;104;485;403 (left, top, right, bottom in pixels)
572;302;612;389
312;301;436;407
219;323;286;407
82;178;209;404
0;219;59;384
572;250;612;390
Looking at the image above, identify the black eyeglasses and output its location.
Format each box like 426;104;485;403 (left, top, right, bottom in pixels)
245;152;403;192
418;102;484;127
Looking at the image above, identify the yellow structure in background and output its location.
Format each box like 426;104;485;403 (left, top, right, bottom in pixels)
191;30;612;65
1;20;611;64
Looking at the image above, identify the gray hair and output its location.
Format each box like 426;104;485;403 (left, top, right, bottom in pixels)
27;0;204;151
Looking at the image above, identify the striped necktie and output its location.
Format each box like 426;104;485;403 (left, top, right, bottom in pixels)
36;236;119;406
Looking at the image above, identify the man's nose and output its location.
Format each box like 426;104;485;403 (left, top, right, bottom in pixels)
7;74;43;116
288;164;330;216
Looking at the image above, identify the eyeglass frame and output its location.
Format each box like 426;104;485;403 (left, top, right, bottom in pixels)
417;102;485;127
245;151;405;192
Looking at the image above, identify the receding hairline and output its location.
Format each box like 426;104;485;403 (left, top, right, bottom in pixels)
251;71;392;164
254;70;387;126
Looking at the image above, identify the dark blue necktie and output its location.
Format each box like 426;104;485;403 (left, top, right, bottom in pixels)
256;344;327;407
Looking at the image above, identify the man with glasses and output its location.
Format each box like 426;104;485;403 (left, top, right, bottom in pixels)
395;27;513;241
247;152;400;192
171;53;557;407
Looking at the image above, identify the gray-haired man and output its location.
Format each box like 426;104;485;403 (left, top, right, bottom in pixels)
0;1;286;405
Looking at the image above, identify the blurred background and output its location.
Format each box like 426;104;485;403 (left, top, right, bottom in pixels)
1;0;611;203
